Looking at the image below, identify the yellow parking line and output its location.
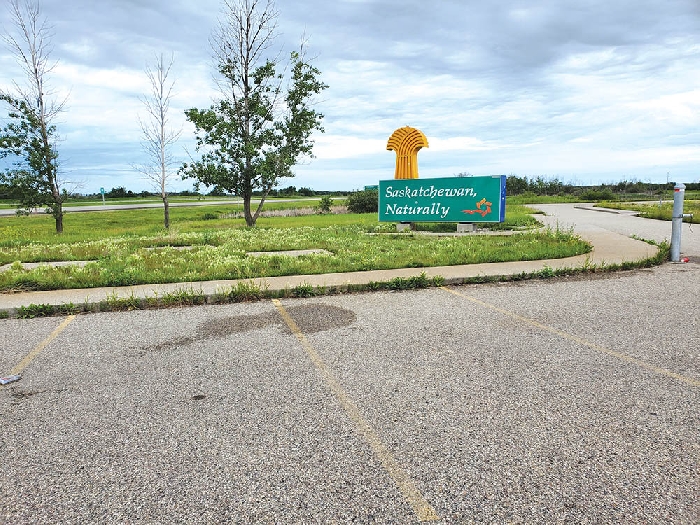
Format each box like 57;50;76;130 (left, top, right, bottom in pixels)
272;299;439;522
441;287;699;388
2;315;76;385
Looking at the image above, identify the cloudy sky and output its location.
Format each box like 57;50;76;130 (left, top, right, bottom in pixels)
1;0;699;194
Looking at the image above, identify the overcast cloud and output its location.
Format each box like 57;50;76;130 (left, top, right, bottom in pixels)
1;0;699;193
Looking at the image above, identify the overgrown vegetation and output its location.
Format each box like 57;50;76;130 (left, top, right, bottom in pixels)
316;195;333;214
505;174;699;201
2;174;684;307
458;240;670;285
599;200;699;224
0;198;589;293
0;221;588;291
0;238;669;318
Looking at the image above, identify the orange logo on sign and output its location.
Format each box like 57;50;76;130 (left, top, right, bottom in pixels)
462;198;492;217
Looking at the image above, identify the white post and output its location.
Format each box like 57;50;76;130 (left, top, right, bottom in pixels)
670;182;685;262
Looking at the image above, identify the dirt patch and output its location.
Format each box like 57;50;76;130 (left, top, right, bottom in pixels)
0;261;92;273
143;246;197;251
246;249;333;257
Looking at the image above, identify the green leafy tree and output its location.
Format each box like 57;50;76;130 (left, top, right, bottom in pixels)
182;0;327;227
0;0;67;232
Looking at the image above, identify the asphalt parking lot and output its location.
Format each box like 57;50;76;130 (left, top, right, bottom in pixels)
1;262;698;523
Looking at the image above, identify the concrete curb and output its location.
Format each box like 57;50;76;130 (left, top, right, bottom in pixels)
573;204;641;215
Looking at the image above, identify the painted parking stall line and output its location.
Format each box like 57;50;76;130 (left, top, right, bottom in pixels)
440;287;699;388
0;315;76;388
272;299;439;522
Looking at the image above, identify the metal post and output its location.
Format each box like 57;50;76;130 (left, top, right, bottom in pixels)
670;182;685;262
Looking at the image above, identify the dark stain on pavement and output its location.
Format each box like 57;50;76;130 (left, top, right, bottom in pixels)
282;304;357;334
198;304;356;336
199;310;278;338
141;303;356;352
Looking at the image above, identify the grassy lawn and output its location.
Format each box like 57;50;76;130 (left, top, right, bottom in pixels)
0;201;590;292
507;194;581;205
599;200;699;224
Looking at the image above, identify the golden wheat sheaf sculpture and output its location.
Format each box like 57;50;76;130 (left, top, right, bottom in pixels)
387;126;429;179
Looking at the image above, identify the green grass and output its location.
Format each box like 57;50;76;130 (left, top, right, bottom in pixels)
0;224;589;291
0;200;591;292
507;194;581;205
0;202;540;243
599;200;699;223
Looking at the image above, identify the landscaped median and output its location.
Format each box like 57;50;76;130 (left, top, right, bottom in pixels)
0;225;588;292
0;204;670;318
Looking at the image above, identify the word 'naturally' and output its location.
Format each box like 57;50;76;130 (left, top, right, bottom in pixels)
385;203;450;219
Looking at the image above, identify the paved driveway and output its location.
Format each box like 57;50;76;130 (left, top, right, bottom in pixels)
534;203;699;257
1;260;698;522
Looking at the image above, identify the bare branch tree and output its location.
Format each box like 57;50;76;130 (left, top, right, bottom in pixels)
0;0;67;232
135;53;181;229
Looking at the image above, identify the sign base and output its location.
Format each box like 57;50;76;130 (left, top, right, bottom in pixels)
457;223;476;233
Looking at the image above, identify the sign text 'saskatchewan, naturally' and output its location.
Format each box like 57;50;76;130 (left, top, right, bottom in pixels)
378;176;506;223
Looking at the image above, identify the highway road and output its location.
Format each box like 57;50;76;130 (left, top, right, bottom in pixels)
0;198;320;216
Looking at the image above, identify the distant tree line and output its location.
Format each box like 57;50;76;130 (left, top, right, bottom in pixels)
56;185;348;200
6;178;696;204
505;175;698;197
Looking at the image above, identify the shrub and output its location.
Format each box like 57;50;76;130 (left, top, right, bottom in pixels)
579;188;616;201
346;190;378;214
317;195;333;214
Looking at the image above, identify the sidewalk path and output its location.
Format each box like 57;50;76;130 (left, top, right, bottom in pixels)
536;203;698;256
0;204;674;313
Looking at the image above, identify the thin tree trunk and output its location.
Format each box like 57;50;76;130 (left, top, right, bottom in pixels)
163;195;170;229
252;189;269;224
55;206;63;233
243;192;254;227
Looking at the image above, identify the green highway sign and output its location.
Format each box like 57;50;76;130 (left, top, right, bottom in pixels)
378;176;506;223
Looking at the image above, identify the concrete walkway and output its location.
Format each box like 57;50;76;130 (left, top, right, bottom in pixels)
0;204;674;313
